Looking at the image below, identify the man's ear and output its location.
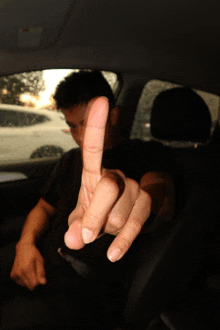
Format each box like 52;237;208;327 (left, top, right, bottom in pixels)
110;106;120;126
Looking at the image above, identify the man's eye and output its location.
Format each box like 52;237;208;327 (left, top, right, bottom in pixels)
70;127;77;133
69;124;76;129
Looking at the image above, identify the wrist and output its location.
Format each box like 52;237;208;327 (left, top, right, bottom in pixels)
17;235;36;248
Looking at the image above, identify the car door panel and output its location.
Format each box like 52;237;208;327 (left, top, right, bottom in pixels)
0;157;58;246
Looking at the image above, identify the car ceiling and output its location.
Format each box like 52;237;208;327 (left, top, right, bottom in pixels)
0;0;220;95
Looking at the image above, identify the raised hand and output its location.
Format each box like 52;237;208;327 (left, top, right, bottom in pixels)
64;97;152;262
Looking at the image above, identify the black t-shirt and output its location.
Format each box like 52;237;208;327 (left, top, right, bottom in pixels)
40;139;176;276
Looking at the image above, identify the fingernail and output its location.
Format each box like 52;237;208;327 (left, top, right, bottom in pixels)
108;248;122;262
82;228;95;244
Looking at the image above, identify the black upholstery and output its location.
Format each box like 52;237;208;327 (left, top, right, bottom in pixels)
120;88;220;329
150;88;211;143
123;177;220;329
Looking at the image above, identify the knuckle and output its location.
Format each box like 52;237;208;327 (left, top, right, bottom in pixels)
10;270;15;280
130;217;143;233
125;178;141;202
128;178;140;195
108;214;125;231
84;211;101;227
25;263;33;271
127;177;138;188
141;189;152;206
111;169;126;179
83;143;103;154
11;271;22;284
116;236;132;251
103;170;125;196
22;265;35;279
142;188;151;200
21;269;28;277
101;176;120;195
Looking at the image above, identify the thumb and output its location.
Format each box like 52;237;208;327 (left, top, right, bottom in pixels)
36;259;47;285
64;218;85;250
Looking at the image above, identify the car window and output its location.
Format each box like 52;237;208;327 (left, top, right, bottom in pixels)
0;109;49;127
0;69;119;163
130;79;220;148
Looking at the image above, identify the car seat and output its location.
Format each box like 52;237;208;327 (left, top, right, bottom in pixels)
121;88;220;329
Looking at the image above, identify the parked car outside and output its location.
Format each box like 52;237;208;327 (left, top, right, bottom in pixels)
0;103;77;162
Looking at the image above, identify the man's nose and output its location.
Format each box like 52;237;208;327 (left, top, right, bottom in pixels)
75;126;85;148
79;125;86;142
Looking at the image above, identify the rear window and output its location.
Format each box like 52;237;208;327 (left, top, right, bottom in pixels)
131;80;220;147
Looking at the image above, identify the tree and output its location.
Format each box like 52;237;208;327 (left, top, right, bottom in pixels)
0;71;45;105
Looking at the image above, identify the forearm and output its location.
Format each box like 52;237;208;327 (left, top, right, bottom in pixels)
18;198;56;245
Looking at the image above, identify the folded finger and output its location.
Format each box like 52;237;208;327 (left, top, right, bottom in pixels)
104;178;140;235
11;273;27;288
64;218;85;250
68;194;85;226
27;261;42;289
81;173;121;244
107;189;151;262
36;261;47;285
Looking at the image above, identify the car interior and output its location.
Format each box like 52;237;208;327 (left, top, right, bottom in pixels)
1;0;220;329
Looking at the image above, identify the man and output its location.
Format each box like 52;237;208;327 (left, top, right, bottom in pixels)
5;71;175;329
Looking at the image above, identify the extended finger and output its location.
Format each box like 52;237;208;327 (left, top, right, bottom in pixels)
81;173;122;244
82;97;109;178
107;189;151;262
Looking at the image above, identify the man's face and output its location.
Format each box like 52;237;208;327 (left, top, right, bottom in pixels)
62;98;119;150
62;102;90;149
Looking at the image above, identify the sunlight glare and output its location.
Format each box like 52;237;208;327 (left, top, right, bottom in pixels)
36;69;72;108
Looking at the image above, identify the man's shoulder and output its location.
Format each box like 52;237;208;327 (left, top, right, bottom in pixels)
112;138;165;155
129;138;164;149
103;139;167;182
51;147;81;176
62;147;81;159
59;147;81;165
103;138;165;161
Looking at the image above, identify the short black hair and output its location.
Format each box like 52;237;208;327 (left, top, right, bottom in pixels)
150;87;211;142
53;70;115;110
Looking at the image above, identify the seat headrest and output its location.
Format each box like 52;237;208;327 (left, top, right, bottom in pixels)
150;87;211;142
